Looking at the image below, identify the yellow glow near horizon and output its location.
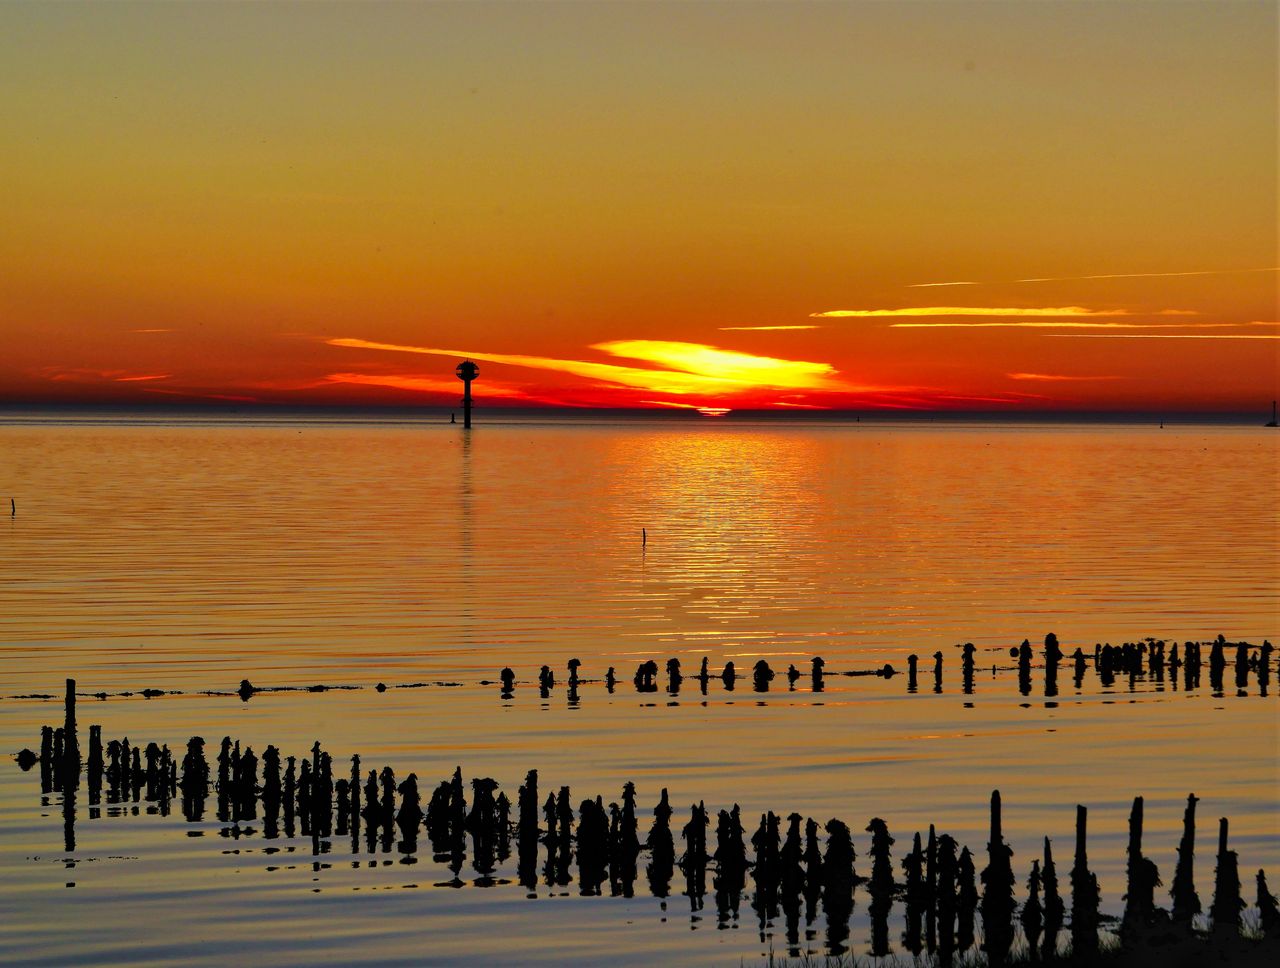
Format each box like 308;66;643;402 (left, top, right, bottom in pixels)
593;340;838;389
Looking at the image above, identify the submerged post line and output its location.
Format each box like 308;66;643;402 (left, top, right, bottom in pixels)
8;633;1274;709
14;695;1280;964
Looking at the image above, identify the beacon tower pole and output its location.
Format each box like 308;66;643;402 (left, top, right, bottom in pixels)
455;360;479;428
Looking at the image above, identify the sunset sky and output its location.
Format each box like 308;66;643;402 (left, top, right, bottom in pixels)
1;1;1275;412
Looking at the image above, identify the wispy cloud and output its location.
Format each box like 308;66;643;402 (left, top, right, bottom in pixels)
811;306;1197;318
908;267;1279;287
1050;334;1280;340
140;387;258;403
39;367;171;384
1018;267;1280;283
1007;372;1121;382
718;325;822;331
890;321;1237;330
128;328;174;334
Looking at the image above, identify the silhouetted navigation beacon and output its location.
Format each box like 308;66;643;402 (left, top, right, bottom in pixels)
456;360;480;428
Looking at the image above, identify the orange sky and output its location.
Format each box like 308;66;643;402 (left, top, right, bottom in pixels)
0;2;1275;412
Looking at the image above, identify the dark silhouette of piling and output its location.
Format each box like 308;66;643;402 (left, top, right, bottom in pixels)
934;833;958;967
62;679;80;772
1071;804;1099;957
722;661;736;691
180;736;209;821
823;816;856;954
1258;870;1280;938
1023;859;1044;959
1210;817;1242;936
517;769;539;845
953;845;976;955
866;817;895;957
714;803;747;872
87;725;103;802
397;772;423;834
1041;837;1063;959
262;745;281;833
980;790;1015;967
1071;647;1086;689
680;804;711;870
714;805;747;928
1235;642;1250;692
469;779;501;879
577;796;609;895
802;816;822;911
751;659;774;692
748;811;779;937
633;660;658;692
500;667;514;696
1171;793;1200;925
1120;795;1162;940
666;658;682;694
1044;633;1062;697
282;757;297;837
933;650;943;693
903;830;926;956
1017;640;1033;696
811;655;825;692
39;725;54;791
908;654;919;692
1209;636;1227;693
917;824;935;950
681;801;709;914
780;812;805;895
617;781;639;859
238;745;259;821
646;787;674;899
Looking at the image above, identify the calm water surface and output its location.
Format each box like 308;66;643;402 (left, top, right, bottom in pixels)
1;413;1277;965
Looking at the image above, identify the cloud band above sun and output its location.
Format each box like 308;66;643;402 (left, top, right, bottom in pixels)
327;337;850;398
718;325;821;331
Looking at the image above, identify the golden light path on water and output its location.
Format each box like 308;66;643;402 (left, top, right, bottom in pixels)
0;412;1276;965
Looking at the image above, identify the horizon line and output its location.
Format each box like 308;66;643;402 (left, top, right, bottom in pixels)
0;400;1273;419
